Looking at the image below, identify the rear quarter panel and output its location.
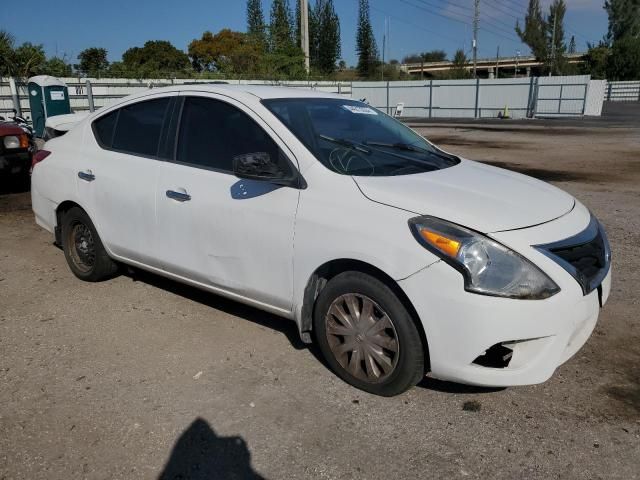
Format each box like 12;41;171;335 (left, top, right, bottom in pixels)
31;124;87;231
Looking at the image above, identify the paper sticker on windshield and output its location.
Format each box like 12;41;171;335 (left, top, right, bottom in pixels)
342;105;378;115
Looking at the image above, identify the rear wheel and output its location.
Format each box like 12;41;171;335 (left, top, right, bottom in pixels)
61;207;118;281
314;271;425;396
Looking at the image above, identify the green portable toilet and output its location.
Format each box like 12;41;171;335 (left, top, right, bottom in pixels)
27;75;72;137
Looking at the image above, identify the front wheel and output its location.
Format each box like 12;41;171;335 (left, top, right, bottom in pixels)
313;272;425;396
61;207;118;282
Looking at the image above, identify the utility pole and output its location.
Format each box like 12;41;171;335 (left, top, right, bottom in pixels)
495;45;500;79
381;17;387;81
549;9;557;77
300;0;310;74
472;0;479;78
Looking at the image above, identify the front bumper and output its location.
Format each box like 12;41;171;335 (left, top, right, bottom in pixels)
398;204;611;387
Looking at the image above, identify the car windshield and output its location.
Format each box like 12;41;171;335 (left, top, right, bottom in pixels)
263;98;459;176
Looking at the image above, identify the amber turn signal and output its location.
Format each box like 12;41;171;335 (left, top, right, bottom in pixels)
418;228;461;258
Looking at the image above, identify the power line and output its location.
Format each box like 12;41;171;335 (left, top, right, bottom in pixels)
482;0;523;20
415;0;522;42
370;5;464;44
490;0;594;45
406;0;522;44
484;0;525;18
352;0;466;48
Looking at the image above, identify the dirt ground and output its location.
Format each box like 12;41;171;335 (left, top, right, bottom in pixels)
1;111;639;479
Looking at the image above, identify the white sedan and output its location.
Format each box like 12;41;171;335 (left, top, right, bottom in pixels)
31;85;611;396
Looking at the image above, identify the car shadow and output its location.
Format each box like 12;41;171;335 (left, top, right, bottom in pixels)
417;376;505;394
158;417;266;480
0;176;30;195
123;268;308;351
122;268;503;395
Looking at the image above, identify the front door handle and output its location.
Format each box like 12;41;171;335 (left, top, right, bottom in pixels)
78;170;95;182
166;189;191;202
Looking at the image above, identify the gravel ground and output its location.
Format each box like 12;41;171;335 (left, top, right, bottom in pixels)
1;115;639;479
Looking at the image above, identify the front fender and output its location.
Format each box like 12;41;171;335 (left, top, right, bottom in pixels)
291;166;439;334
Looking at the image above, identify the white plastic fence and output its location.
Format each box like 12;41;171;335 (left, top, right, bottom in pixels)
1;75;605;120
605;81;640;102
352;75;596;119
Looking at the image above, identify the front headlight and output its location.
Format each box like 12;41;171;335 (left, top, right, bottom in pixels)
409;216;560;299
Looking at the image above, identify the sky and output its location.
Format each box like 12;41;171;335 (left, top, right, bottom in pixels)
0;0;608;66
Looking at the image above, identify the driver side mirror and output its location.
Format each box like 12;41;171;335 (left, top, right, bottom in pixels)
233;151;304;189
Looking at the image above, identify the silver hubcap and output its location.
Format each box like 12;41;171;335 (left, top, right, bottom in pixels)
325;293;399;383
69;222;95;272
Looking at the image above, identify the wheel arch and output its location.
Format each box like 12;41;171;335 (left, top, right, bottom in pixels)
300;258;430;371
55;200;87;245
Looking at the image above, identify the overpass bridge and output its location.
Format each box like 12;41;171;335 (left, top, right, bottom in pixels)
401;52;587;78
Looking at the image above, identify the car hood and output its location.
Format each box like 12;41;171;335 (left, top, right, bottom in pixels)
353;159;575;233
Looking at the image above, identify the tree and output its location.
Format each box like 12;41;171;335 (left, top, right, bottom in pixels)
294;0;302;49
421;50;447;62
188;30;262;75
106;61;134;78
122;40;190;77
401;54;422;64
582;42;610;79
265;0;305;78
448;49;471;79
604;0;640;42
310;0;341;75
604;0;640;79
0;33;50;78
356;0;379;78
568;35;576;53
0;30;16;76
270;0;295;53
247;0;267;48
402;50;447;64
608;36;640;80
12;42;46;78
309;1;320;67
42;57;72;77
546;0;567;75
77;47;109;77
515;0;547;64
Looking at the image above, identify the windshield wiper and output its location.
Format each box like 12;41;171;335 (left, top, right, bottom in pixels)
364;141;431;154
318;134;371;154
366;140;457;164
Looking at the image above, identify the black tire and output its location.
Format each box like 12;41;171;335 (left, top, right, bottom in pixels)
61;207;118;282
313;271;425;396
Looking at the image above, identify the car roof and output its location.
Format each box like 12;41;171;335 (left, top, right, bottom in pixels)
136;84;345;101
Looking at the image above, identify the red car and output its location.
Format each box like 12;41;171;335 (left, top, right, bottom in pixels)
0;120;32;182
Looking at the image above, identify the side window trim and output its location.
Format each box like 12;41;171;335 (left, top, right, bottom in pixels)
157;96;182;160
171;97;186;162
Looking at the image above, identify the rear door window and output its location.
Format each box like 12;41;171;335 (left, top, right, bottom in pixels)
110;98;171;157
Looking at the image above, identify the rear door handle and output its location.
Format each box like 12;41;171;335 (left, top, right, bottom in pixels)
166;189;191;202
78;170;95;182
